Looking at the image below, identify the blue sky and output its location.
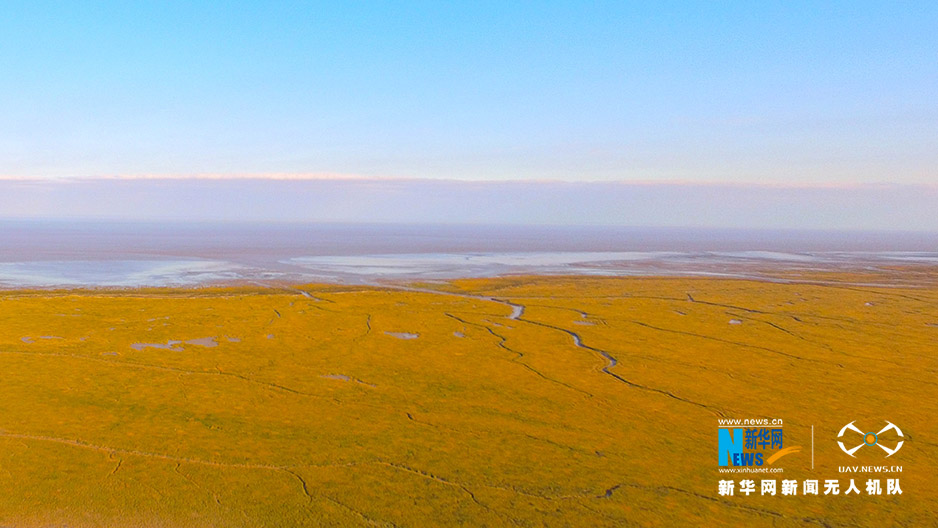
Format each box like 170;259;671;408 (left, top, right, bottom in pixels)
1;1;935;183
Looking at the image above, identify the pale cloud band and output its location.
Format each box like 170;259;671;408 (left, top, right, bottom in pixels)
1;178;935;231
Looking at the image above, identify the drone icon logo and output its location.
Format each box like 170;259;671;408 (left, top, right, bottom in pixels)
837;421;904;457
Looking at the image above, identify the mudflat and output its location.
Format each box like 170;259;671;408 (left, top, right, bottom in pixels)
0;273;935;526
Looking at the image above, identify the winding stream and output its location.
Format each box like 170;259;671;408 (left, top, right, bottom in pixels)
375;282;724;416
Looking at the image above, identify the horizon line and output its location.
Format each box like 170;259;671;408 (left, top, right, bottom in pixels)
1;216;937;235
1;173;936;191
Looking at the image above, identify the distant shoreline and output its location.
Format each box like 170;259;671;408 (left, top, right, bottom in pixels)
1;222;937;289
1;263;935;293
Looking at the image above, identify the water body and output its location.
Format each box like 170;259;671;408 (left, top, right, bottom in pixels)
0;221;935;288
0;259;241;288
385;332;420;340
130;338;219;351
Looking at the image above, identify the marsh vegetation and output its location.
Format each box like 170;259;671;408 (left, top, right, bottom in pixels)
0;274;934;526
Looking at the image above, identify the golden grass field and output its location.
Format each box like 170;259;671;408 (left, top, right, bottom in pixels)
0;274;935;527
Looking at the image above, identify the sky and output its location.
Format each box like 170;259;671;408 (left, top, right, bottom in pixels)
0;2;935;228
